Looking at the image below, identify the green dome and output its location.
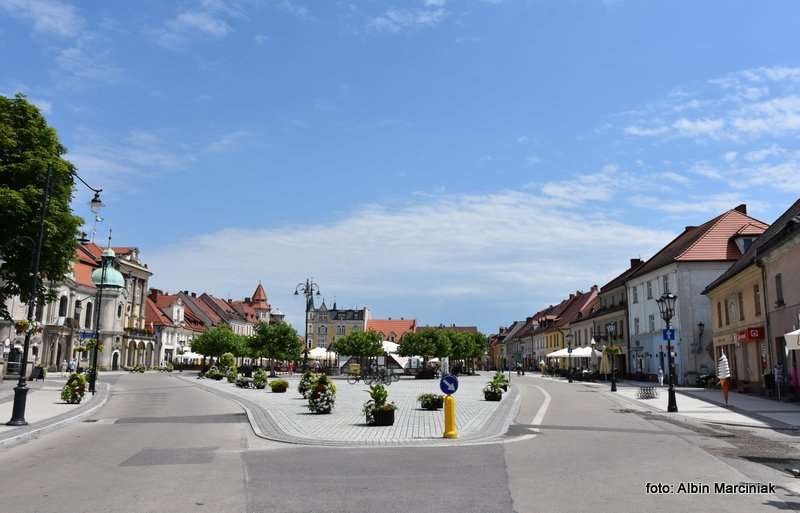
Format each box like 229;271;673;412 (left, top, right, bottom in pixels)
92;248;125;288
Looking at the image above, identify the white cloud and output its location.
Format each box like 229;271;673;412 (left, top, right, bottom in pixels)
724;151;737;162
208;130;250;152
743;145;785;162
172;11;230;36
55;42;123;84
630;192;752;215
371;2;447;32
672;117;725;138
0;0;84;37
276;0;309;17
624;125;669;136
659;172;690;185
145;189;672;329
153;0;244;47
538;164;644;203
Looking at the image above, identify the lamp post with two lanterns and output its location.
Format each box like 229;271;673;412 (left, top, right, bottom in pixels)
656;292;679;413
294;279;321;372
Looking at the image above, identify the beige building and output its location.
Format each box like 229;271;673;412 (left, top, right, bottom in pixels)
308;300;369;349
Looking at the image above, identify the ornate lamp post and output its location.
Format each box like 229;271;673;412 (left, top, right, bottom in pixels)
565;333;574;383
656;293;678;412
294;279;320;372
6;165;103;425
606;321;617;392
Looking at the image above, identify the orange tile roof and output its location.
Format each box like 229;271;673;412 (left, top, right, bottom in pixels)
367;319;417;341
145;296;173;328
675;210;767;261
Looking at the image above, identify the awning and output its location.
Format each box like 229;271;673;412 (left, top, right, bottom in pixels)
786;329;800;350
382;341;399;354
546;348;575;358
308;347;337;360
572;346;603;358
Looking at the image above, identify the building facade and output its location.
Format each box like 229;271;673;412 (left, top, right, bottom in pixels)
308;300;369;349
626;205;767;384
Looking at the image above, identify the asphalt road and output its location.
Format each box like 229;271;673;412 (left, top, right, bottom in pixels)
0;372;798;513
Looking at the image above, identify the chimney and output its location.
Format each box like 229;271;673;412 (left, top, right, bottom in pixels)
182;290;189;295
400;317;404;320
630;258;643;268
734;203;747;214
191;292;196;298
244;297;251;304
148;289;161;302
388;317;392;320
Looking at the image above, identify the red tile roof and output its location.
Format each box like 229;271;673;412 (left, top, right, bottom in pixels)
631;206;768;278
251;283;268;309
152;293;207;333
367;319;417;341
145;296;173;328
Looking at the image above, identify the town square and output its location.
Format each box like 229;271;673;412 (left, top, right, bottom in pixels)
2;1;800;512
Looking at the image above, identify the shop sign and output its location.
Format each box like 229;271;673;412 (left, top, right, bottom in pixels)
737;326;765;342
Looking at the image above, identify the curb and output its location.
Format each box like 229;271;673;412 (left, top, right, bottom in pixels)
0;382;111;449
176;375;522;448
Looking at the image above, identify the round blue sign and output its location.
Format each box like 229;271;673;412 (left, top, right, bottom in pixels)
440;374;459;395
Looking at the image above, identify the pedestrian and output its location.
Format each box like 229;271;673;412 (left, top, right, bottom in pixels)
718;352;731;405
61;359;67;377
658;367;664;387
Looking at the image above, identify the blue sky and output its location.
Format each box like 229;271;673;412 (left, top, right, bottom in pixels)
2;0;799;333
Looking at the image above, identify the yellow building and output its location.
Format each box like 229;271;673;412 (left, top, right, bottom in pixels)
307;300;369;349
704;262;767;391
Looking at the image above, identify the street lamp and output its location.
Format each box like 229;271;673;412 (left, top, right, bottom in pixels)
656;292;678;413
7;165;103;425
565;333;574;383
294;278;320;373
606;321;617;392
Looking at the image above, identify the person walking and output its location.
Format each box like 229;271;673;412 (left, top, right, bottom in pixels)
658;367;664;387
718;352;731;405
61;359;67;377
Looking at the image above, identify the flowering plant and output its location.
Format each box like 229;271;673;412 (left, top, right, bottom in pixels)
307;374;336;414
298;371;318;398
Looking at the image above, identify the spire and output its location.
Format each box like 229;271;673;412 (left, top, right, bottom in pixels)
251;281;268;310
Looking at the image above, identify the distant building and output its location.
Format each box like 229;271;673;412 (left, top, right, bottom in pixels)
366;318;416;342
308;300;369;349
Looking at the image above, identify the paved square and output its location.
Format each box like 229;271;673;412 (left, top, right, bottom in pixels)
188;372;510;444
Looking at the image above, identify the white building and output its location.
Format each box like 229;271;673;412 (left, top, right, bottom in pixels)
625;205;767;384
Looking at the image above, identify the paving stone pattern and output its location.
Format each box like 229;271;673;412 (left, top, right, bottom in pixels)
190;373;508;445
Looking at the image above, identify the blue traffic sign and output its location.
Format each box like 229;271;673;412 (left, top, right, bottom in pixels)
440;374;459;395
662;328;675;341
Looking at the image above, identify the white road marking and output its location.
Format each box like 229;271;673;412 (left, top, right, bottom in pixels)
530;385;551;431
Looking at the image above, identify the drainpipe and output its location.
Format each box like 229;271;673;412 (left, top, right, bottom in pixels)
755;247;773;396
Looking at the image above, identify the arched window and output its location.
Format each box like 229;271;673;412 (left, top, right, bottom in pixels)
117;303;123;319
73;300;82;323
58;296;68;317
84;302;93;329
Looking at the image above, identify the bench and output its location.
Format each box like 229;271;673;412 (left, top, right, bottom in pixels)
637;386;658;400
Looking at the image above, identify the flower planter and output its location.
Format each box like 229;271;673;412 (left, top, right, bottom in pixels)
484;390;503;401
272;386;287;393
370;408;395;426
421;397;444;410
501;384;508;392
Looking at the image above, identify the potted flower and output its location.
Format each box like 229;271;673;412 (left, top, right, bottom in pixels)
270;379;288;393
493;371;509;391
364;384;396;426
253;368;268;389
298;370;318;398
484;375;504;401
307;374;336;413
417;393;444;410
206;366;224;380
61;372;87;404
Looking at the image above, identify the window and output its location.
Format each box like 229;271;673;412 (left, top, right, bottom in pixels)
646;281;653;300
776;273;784;305
648;314;655;333
117;303;123;318
717;302;723;328
754;285;762;316
632;286;639;304
84;302;93;329
58;296;68;317
73;300;82;323
634;318;640;335
737;291;745;321
724;299;730;326
662;275;670;293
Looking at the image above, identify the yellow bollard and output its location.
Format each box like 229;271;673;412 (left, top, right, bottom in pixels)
443;394;457;439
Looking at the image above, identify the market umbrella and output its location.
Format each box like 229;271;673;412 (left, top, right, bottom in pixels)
599;351;611;375
785;329;800;350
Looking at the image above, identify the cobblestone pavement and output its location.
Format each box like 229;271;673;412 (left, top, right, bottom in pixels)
181;372;516;446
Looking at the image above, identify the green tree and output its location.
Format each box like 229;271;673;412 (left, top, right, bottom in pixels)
250;321;302;375
0;94;83;320
191;325;241;364
398;329;451;367
330;330;384;359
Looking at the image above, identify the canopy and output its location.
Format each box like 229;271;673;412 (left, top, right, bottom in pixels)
785;329;800;350
599;352;611;374
308;347;337;360
382;341;399;354
572;346;603;358
546;348;576;358
176;351;203;361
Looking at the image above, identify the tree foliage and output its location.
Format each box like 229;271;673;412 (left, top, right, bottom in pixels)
250;321;302;363
398;329;451;360
0;94;83;320
191;325;242;359
330;329;384;358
